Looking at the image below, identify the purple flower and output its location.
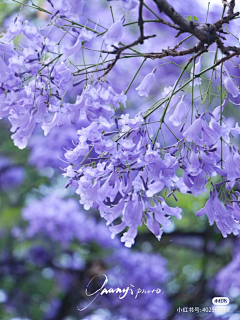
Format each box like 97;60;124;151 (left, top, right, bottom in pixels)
225;149;240;183
11;114;36;149
123;195;143;226
63;29;96;57
211;98;227;121
186;151;202;176
161;199;182;220
222;66;239;98
103;16;125;51
120;224;138;248
119;112;144;130
169;95;188;127
22;47;38;60
109;221;127;239
66;81;126;123
190;57;202;86
0;165;25;190
182;117;202;143
59;0;84;21
163;85;180;113
9;55;24;72
208;117;229;141
146;181;165;197
0;56;21;90
22;20;42;45
77;122;101;141
196;189;240;238
1;20;23;42
0;43;15;55
64;141;89;162
196;192;216;225
146;200;172;230
216;252;240;295
101;199;125;226
0;57;11;82
52;62;73;92
42;111;63;136
136;70;156;97
189;170;207;197
146;212;163;241
80;28;97;42
233;152;240;171
63;34;82;57
122;0;138;10
97;171;119;201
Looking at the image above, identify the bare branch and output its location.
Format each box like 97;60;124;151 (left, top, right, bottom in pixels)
228;0;235;15
152;0;213;43
158;17;180;30
100;0;240;77
152;0;239;45
138;0;144;44
100;34;156;78
145;40;205;60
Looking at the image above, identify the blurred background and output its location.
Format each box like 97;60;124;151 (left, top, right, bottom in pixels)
0;0;240;319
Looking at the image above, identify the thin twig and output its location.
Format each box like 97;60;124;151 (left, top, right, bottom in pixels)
138;0;144;44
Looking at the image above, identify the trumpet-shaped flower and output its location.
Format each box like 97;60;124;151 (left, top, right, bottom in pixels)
222;66;239;98
169;95;188;127
103;16;125;51
136;70;156;97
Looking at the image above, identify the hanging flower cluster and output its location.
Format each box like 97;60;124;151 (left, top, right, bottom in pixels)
1;0;240;248
63;108;183;247
63;80;240;247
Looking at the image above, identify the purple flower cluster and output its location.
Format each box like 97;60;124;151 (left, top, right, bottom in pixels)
215;236;240;307
0;156;25;190
0;1;127;150
19;193;170;319
63;108;184;247
216;252;240;295
0;24;71;149
22;194;120;248
28;125;80;170
1;0;240;249
65;80;126;125
63;85;240;246
196;189;240;238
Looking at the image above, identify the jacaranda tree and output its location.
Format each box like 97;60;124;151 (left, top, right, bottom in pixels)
1;0;240;319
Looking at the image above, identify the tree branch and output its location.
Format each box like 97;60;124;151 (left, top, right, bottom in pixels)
228;0;235;15
138;0;144;44
151;0;240;60
100;34;156;78
152;0;214;43
152;0;239;45
100;0;240;77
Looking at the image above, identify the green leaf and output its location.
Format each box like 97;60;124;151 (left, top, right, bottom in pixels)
186;15;193;21
193;15;199;21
